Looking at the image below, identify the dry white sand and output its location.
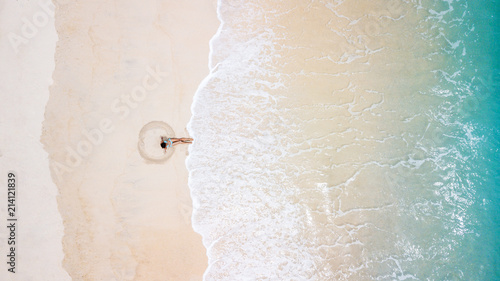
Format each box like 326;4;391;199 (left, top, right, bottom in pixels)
0;0;69;280
2;0;219;280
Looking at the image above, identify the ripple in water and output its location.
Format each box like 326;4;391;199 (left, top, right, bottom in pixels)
188;0;500;279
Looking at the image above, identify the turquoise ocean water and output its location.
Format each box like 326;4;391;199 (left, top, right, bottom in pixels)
187;0;499;279
457;0;499;278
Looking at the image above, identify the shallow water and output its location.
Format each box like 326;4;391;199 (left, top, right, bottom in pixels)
187;0;499;279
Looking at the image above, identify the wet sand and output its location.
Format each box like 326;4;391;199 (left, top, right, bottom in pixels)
41;0;218;280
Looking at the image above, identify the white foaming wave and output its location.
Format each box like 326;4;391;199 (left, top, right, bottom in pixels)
188;83;315;279
187;7;312;278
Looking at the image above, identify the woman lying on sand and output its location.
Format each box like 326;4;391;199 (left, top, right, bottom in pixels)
160;136;193;151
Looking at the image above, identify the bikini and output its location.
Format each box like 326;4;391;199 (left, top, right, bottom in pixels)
163;138;173;148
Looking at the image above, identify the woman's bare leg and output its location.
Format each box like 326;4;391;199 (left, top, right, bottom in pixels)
170;138;193;147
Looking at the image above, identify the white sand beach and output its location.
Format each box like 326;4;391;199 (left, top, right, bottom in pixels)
1;0;218;280
0;1;69;280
